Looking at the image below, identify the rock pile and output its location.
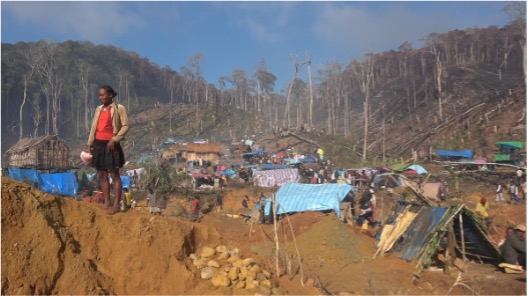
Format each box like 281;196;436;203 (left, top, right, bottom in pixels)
190;245;282;295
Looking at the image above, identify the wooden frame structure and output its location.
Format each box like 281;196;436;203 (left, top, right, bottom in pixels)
6;135;71;171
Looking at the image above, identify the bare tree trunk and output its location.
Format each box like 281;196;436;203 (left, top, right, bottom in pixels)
307;54;314;127
19;77;29;139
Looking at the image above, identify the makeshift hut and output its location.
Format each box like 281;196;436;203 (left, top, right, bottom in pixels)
263;182;354;219
253;168;299;187
163;142;225;162
6;135;71;171
494;141;524;164
436;149;474;161
375;202;501;270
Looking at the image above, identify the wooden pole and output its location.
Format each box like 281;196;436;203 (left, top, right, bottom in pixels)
272;194;280;276
459;213;467;272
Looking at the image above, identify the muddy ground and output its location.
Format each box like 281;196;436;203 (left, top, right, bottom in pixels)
1;176;526;295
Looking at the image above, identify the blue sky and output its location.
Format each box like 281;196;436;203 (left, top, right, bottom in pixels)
1;1;512;92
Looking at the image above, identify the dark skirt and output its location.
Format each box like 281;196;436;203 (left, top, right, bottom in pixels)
91;139;125;170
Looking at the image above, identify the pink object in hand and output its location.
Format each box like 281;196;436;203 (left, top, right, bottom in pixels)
80;151;93;164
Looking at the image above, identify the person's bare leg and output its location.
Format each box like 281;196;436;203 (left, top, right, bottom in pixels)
99;170;111;209
107;169;122;215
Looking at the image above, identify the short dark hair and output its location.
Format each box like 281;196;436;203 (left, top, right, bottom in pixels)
99;85;118;98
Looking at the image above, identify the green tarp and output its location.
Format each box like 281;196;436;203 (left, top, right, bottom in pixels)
391;163;412;172
495;141;524;149
495;154;512;162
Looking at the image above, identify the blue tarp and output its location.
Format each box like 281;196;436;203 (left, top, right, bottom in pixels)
261;164;288;170
39;172;79;196
222;169;236;177
8;168;78;196
299;156;318;163
436;149;473;159
264;182;354;219
8;167;40;185
242;148;266;157
406;165;428;175
399;207;447;261
121;176;131;189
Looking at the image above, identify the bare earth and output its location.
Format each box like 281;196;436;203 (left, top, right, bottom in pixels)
1;177;526;295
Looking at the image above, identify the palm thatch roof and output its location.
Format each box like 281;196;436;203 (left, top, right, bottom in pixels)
6;135;65;154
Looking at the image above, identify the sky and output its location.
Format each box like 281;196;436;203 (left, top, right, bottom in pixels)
1;1;513;92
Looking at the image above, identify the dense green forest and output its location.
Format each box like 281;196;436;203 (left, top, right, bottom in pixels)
1;4;525;160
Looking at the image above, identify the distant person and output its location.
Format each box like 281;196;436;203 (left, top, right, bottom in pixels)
215;193;223;212
438;181;448;202
147;188;157;215
509;182;522;204
191;195;200;215
475;197;494;232
123;188;132;210
157;196;167;216
86;85;129;215
501;224;526;270
241;195;250;209
496;182;505;203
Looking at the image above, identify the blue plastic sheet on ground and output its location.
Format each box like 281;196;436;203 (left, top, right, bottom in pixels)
399;207;447;261
264;182;354;219
39;172;79;196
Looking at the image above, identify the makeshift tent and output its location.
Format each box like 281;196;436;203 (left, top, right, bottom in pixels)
261;164;288;170
391;163;412;172
242;148;266;158
253;168;299;187
264;182;354;219
7;167;79;196
405;164;428;175
375;202;501;269
436;149;474;160
495;141;523;150
494;154;512;162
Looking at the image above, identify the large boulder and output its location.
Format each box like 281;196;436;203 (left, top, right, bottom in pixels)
211;274;231;287
200;267;216;280
200;247;216;258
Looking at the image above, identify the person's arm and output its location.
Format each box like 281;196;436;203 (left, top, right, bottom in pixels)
112;104;129;143
507;235;526;254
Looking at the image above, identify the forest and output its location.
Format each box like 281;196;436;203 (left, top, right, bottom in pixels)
1;3;525;160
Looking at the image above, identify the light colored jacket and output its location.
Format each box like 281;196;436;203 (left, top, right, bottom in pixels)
87;102;129;145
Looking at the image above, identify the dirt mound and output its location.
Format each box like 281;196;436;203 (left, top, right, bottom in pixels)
1;177;202;295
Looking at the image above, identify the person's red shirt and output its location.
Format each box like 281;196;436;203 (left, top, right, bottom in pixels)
95;106;113;141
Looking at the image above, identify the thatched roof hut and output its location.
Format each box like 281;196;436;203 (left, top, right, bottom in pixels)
162;142;225;162
5;135;71;170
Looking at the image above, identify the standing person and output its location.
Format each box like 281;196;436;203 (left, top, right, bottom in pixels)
86;85;129;215
215;193;223;212
496;182;505;203
438;181;448;202
509;182;521;204
192;195;201;215
123;187;132;210
147;188;157;215
242;195;250;208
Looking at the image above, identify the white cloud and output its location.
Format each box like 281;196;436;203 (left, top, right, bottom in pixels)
3;2;145;43
313;3;480;56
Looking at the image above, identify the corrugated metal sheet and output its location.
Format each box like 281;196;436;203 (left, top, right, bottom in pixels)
399;207;448;261
264;182;353;219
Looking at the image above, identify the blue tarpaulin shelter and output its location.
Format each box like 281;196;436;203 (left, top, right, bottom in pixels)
242;148;266;158
264;182;354;218
436;149;473;160
261;164;288;170
405;165;428;175
8;168;79;196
